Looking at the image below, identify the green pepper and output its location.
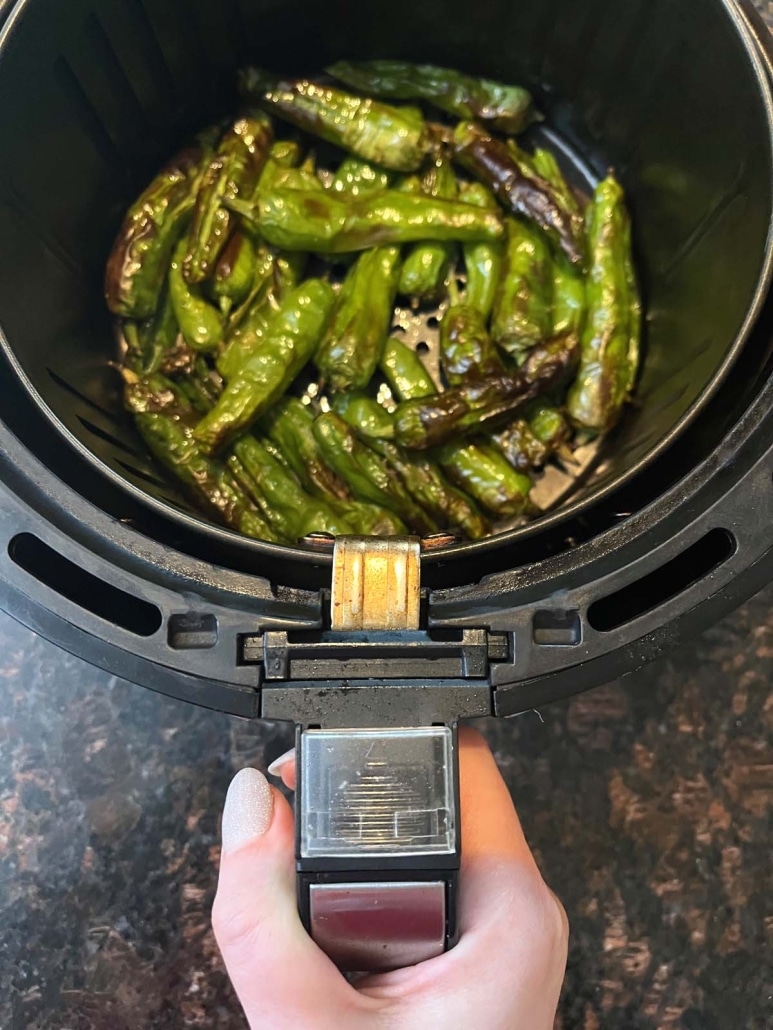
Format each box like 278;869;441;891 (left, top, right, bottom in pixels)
394;334;579;450
334;394;488;540
315;245;401;392
379;339;534;517
240;69;430;172
217;250;305;380
453;121;584;266
332;393;395;440
399;155;458;304
494;402;569;471
552;259;586;339
185;115;273;284
438;441;532;518
331;156;393;195
440;282;504;387
211;231;256;314
121;283;179;376
230;437;355;539
105;146;204;318
228;187;504;254
169;238;224;352
260;397;352;503
194;279;335;454
459;182;504;320
328;60;536;135
492;218;554;357
380;337;437;400
567;176;640;433
122;369;193;419
312;412;439;535
133;408;279;541
342;502;408;536
253;140;304;198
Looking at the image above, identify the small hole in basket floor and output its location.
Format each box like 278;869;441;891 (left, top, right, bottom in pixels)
415;341;431;356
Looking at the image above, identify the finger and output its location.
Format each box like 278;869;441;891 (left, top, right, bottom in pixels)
267;748;296;791
212;768;369;1026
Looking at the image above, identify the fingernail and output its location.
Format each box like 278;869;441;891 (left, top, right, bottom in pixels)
221;768;274;853
267;747;296;778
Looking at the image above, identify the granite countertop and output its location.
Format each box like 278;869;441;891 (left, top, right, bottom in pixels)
3;6;773;1030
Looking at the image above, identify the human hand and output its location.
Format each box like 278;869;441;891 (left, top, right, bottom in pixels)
212;726;568;1030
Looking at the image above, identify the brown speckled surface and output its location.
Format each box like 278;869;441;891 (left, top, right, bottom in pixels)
3;585;772;1030
4;6;773;1029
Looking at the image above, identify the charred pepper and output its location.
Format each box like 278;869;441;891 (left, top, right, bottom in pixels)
260;397;352;503
460;182;503;320
105;146;204;318
240;69;430;172
194;279;335;454
567;176;641;433
399;155;458;304
312;412;439;535
394;334;580;450
334;394;488;539
211;231;256;314
453;121;584;266
315;245;401;392
184;115;273;283
168;238;224;352
381;338;533;517
230;437;355;539
229;187;504;253
440;280;504;387
328;60;536;135
492;218;553;357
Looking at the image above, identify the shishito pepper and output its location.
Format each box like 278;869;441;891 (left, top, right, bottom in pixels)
394;334;580;450
230;437;355;540
122;283;179;376
168;238;224;352
331;156;393;195
334;394;488;540
567;176;641;433
137;413;279;541
260;397;352;503
105;146;204;318
194;279;335;454
211;231;256;314
494;403;570;470
228;187;504;253
399;155;458;304
184;115;273;284
380;336;437;400
492;218;553;357
440;280;504;387
328;60;536;135
453;121;584;266
315;245;401;392
312;412;439;536
217;250;304;381
240;69;430;172
460;182;503;320
381;337;533;517
127;380;278;542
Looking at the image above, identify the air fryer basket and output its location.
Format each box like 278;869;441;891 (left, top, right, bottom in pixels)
1;0;773;720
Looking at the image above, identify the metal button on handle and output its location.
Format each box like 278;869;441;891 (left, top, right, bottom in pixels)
309;881;447;972
331;536;421;631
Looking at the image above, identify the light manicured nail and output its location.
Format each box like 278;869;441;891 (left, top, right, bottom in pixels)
267;747;296;778
221;768;273;853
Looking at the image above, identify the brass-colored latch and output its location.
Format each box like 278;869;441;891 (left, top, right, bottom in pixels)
331;537;421;632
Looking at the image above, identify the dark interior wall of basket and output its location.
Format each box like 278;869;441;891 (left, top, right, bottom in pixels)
0;0;771;575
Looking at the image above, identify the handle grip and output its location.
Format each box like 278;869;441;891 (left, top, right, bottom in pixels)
295;725;460;973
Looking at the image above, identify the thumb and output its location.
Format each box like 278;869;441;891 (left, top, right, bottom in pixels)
212;768;359;1027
